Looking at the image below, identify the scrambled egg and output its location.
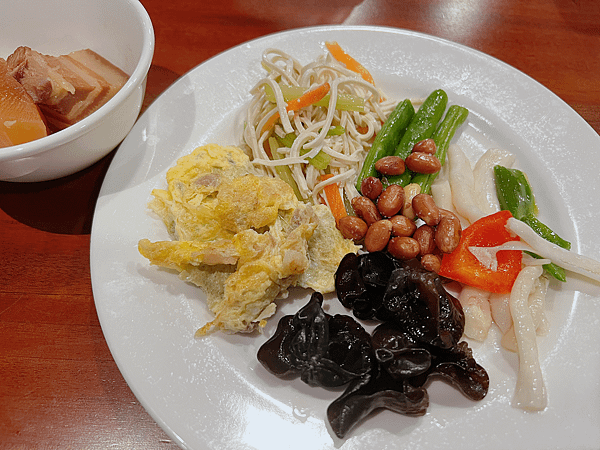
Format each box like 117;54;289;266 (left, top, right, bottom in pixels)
138;144;358;335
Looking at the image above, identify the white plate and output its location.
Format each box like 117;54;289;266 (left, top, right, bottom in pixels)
90;26;600;450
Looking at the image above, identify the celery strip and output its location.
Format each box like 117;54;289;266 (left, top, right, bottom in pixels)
263;84;364;112
300;149;331;170
268;137;304;201
277;133;296;148
327;125;346;136
277;134;331;170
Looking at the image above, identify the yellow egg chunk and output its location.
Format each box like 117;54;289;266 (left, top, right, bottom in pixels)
215;173;297;234
139;144;358;335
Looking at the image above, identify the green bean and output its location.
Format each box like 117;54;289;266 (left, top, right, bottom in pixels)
493;164;571;281
411;105;469;193
521;215;571;250
355;99;414;192
386;89;448;186
493;165;537;219
526;252;567;282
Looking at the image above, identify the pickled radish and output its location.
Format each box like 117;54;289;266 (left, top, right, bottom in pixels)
0;58;48;147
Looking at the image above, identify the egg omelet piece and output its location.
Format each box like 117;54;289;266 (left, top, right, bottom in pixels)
196;204;318;335
215;173;297;234
139;143;358;336
138;238;239;268
149;143;254;241
297;204;360;293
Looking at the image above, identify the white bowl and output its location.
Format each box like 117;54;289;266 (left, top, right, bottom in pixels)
0;0;154;182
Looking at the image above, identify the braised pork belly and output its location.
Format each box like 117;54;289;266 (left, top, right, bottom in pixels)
7;46;128;132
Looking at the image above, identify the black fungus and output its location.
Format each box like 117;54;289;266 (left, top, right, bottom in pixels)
327;321;489;438
335;252;465;348
327;360;429;439
259;253;489;439
257;292;373;388
371;323;431;379
408;340;490;401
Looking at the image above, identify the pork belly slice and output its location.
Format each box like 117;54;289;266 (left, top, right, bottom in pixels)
7;46;85;106
43;55;111;129
7;46;129;131
67;49;128;97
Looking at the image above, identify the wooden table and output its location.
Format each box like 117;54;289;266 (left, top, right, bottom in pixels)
1;0;598;448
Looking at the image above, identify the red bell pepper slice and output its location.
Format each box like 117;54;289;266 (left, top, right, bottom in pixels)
438;210;522;294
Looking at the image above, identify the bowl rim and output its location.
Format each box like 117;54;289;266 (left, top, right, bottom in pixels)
0;0;155;162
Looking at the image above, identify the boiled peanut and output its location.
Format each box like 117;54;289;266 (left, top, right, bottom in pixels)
412;225;436;256
411;138;437;155
421;253;442;273
389;214;417;237
360;176;383;200
364;219;392;252
401;183;421;220
374;156;405;176
438;208;461;224
377;184;405;218
351;196;381;226
387;236;420;260
405;152;442;174
412;193;440;226
337;216;368;241
435;215;462;253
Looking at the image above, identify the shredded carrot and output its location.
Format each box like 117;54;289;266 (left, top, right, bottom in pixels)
261;110;281;136
325;41;374;85
261;82;331;135
286;82;330;111
320;174;348;223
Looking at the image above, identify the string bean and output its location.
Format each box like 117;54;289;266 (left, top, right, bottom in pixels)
386;89;448;186
355;99;414;192
494;165;571;281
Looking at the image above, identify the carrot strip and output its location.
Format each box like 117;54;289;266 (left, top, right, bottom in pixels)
286;82;330;112
261;110;281;136
320;174;347;223
261;82;331;135
325;41;374;85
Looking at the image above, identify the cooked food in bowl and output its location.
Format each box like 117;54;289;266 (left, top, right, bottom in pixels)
0;0;153;182
1;46;128;148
